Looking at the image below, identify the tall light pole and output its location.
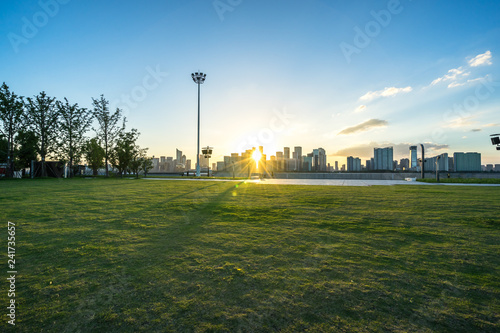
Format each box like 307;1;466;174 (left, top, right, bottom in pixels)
191;71;206;177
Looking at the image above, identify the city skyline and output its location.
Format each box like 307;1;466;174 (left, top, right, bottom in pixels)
1;1;500;165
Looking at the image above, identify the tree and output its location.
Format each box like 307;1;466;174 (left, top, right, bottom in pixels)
25;92;59;177
129;149;150;179
83;138;105;176
57;98;93;177
139;156;153;178
92;95;123;177
111;129;139;178
0;83;24;177
15;130;38;174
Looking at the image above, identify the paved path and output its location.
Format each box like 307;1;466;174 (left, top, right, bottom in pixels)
144;178;500;187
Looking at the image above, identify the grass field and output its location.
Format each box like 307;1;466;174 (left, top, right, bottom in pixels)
0;178;499;332
418;178;500;184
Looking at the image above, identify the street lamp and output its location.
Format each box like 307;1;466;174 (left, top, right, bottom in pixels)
420;144;425;179
192;71;207;177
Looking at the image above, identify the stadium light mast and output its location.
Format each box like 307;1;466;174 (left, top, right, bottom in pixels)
191;71;207;177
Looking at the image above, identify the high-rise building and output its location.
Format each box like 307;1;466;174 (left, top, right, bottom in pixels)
347;156;361;171
294;146;302;171
335;161;338;171
176;149;182;163
373;147;393;170
409;146;418;170
399;158;410;170
453;152;481;172
312;148;327;171
284;147;290;159
425;153;449;172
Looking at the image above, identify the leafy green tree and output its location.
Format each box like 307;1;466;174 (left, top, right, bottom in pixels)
92;95;123;177
25;92;59;177
84;138;105;176
139;156;154;178
57;98;93;177
15;130;38;173
111;129;139;178
0;83;24;177
129;149;150;179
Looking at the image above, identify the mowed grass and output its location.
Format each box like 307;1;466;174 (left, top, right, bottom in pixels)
0;179;499;332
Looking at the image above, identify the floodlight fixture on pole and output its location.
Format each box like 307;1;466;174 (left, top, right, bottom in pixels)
202;146;213;177
491;134;500;150
192;71;207;177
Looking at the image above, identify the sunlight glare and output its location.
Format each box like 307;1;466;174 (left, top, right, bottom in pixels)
252;149;262;168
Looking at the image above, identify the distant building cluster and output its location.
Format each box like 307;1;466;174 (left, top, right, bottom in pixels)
151;149;191;172
213;146;332;176
149;145;498;175
346;146;485;172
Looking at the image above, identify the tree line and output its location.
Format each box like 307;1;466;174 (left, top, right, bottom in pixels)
0;82;152;178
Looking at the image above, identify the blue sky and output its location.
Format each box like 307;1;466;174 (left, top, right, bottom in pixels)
1;0;499;165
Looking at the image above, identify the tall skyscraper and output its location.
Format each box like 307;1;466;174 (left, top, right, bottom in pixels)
374;147;393;171
284;147;290;159
294;146;302;171
312;148;327;171
409;146;418;170
335;161;338;171
176;149;182;162
347;156;361;171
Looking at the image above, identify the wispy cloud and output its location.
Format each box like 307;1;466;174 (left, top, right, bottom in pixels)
360;87;412;102
444;116;478;129
431;67;469;86
447;76;485;88
354;105;366;113
468;50;492;67
338;119;388;135
430;51;492;88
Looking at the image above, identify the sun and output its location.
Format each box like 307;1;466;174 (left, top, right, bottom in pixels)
252;149;262;168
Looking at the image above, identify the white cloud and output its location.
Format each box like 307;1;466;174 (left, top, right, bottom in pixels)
354;105;366;113
468;50;492;67
430;51;493;88
447;76;483;88
444;116;478;129
338;119;388;135
431;66;470;86
360;86;412;102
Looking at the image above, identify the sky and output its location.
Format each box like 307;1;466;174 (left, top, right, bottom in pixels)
1;0;500;165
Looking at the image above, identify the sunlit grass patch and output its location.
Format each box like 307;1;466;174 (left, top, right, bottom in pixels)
0;178;498;332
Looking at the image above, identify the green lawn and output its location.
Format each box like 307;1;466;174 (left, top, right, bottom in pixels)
0;178;499;332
